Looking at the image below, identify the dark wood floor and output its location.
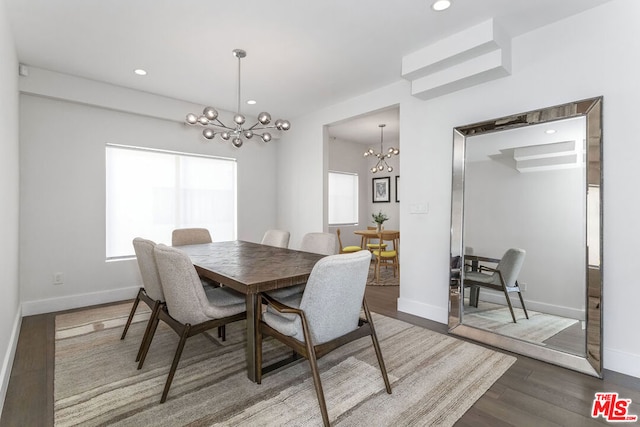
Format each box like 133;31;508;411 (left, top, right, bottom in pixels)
2;286;639;426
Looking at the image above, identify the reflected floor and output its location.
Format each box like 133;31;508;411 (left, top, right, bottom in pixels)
463;299;585;357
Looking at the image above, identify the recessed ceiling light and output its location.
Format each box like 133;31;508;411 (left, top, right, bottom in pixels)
432;0;451;11
247;99;257;105
545;129;557;134
134;69;147;76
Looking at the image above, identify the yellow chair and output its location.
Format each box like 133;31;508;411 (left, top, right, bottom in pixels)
366;226;387;252
372;231;399;283
336;228;362;253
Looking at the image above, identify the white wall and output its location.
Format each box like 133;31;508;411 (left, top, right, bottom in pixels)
277;0;640;378
0;0;21;412
18;71;279;315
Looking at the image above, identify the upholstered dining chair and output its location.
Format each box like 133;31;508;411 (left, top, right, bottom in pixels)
261;229;290;248
464;248;528;323
122;237;165;364
171;226;224;336
372;231;400;284
267;232;338;299
257;250;391;427
171;227;212;246
336;228;362;254
140;244;247;403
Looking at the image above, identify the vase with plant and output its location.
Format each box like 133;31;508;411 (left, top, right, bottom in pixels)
372;211;389;233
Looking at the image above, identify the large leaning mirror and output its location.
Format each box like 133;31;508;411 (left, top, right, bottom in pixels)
449;97;603;377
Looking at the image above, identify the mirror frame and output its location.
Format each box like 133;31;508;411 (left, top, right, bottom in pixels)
449;97;603;378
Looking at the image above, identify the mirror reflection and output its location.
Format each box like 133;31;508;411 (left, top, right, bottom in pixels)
462;117;586;356
449;97;602;377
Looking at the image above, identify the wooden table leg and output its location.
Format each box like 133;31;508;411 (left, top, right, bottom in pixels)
245;293;260;382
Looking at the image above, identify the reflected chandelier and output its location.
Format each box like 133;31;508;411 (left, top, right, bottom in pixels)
364;124;399;173
185;49;290;148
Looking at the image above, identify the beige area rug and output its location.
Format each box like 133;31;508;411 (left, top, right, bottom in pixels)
54;302;515;426
463;300;579;344
366;261;399;286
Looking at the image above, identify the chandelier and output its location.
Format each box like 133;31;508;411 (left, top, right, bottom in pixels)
185;49;290;148
364;124;399;173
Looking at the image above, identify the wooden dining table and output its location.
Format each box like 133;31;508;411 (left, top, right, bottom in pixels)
178;240;326;382
353;229;400;248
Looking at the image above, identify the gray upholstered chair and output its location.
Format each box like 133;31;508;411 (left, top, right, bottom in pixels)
257;250;391;427
122;238;165;364
261;229;290;248
464;248;528;323
171;226;224;339
140;244;247;403
336;228;362;254
300;232;338;256
171;227;212;246
266;232;338;299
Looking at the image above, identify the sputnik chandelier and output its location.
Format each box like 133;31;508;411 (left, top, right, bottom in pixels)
364;124;399;173
185;49;290;148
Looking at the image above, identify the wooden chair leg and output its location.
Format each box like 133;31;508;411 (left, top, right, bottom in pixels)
136;300;161;362
517;290;529;319
363;298;392;394
137;310;161;370
503;289;517;323
161;325;190;403
121;288;143;340
301;323;329;427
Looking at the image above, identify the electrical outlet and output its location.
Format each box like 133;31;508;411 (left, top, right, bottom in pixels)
520;282;527;291
53;272;64;285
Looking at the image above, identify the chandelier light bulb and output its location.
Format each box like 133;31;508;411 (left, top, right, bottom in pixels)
371;167;378;173
184;49;291;148
186;113;198;125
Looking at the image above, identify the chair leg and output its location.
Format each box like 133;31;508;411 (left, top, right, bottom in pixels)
137;310;161;370
218;325;226;341
300;317;330;427
161;325;190;403
503;289;517;323
517;290;529;319
363;298;392;394
136;300;161;362
121;288;143;340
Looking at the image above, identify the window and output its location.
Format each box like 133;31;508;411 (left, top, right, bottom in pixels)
106;145;237;259
328;171;358;225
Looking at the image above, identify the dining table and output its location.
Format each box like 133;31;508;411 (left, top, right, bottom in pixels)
178;240;326;383
353;228;400;249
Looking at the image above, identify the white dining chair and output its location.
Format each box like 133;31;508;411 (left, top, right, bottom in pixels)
261;229;290;248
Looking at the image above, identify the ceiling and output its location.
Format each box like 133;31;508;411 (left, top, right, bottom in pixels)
6;0;612;140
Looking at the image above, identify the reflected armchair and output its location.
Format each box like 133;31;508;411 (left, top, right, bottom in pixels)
464;248;528;323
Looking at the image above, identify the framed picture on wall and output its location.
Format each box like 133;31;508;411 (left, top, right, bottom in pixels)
372;176;391;203
395;175;400;202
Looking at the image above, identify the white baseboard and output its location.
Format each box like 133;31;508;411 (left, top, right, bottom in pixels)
0;307;22;417
604;347;640;379
21;286;139;316
397;297;448;324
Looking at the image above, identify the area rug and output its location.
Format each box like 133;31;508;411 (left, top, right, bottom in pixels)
54;302;515;426
366;261;399;286
463;300;579;344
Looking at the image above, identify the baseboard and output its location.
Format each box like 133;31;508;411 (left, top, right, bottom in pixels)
397;297;448;324
604;347;640;379
0;307;22;417
21;286;138;316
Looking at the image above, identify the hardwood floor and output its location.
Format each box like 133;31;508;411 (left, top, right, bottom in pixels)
2;286;639;426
